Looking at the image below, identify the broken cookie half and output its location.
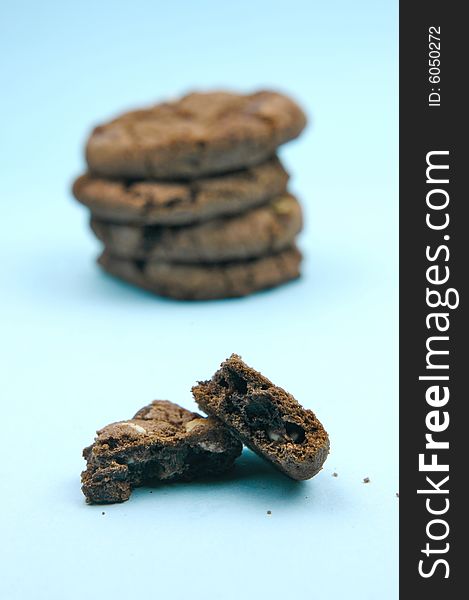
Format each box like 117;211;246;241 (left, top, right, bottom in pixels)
81;400;242;504
192;354;329;480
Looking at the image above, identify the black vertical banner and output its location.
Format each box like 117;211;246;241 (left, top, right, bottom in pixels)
400;1;465;597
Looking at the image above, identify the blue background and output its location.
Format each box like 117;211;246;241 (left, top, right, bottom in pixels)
0;1;398;599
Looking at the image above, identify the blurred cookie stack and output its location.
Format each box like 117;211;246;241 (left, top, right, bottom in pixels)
72;90;307;300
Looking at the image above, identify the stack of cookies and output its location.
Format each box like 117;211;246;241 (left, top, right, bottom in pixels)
72;90;307;300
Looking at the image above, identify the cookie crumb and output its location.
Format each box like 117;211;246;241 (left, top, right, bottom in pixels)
363;477;370;484
332;472;338;477
267;510;272;516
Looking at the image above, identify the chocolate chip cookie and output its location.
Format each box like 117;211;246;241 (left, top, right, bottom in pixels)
90;194;302;263
85;90;307;179
72;157;288;226
81;400;242;504
97;245;302;300
192;355;329;480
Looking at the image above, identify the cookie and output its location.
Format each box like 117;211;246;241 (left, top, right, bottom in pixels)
97;245;302;300
85;90;307;179
90;194;302;263
81;400;242;504
72;157;288;226
192;355;329;480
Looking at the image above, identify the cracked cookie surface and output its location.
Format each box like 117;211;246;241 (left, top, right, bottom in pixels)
97;245;302;300
81;400;242;504
72;157;288;226
91;194;302;263
192;355;329;480
85;90;306;179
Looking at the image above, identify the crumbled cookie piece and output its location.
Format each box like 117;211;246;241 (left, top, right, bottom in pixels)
192;354;329;480
81;400;242;504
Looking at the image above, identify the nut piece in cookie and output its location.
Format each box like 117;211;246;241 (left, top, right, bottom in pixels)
192;355;329;480
81;400;242;504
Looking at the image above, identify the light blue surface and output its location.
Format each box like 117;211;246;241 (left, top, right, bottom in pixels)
0;1;398;599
